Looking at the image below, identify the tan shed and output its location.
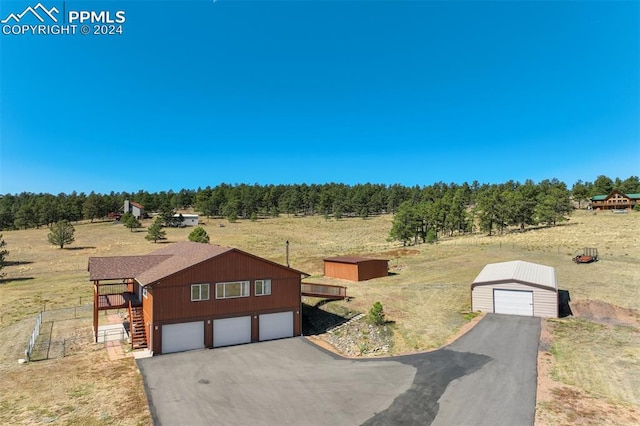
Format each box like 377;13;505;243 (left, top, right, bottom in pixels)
471;260;558;318
323;256;389;282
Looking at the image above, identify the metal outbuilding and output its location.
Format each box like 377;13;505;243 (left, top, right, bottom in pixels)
323;256;389;282
471;260;558;318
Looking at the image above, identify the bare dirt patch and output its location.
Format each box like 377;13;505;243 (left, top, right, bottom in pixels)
536;300;640;425
571;299;640;327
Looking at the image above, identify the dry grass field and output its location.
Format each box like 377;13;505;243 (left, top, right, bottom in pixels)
0;209;638;424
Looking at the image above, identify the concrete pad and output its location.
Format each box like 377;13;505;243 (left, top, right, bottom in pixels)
96;324;127;343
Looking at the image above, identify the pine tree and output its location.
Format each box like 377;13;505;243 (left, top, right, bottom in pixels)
47;220;75;249
145;216;166;243
124;215;142;232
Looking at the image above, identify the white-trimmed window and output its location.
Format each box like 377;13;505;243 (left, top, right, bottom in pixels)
216;281;250;299
255;279;271;296
191;283;210;301
143;287;148;299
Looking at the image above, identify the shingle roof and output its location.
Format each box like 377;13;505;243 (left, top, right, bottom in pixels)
472;260;557;290
88;255;171;280
89;241;308;285
323;256;388;264
136;242;234;285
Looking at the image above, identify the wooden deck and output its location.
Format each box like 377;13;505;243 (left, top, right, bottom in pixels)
97;292;142;310
302;283;347;300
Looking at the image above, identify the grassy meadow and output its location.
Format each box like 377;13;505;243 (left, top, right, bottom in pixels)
0;209;638;424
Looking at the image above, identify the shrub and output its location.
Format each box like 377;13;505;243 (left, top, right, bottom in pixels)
188;226;210;243
367;301;385;326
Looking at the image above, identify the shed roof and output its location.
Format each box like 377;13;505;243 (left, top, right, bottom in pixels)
323;256;388;265
130;201;144;209
472;260;557;290
89;241;307;285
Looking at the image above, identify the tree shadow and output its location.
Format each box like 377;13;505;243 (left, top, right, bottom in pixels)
3;260;34;266
63;246;97;251
0;277;35;284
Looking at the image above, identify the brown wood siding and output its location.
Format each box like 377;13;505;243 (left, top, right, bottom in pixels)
142;288;153;349
325;261;358;281
356;260;389;281
150;251;301;321
324;260;388;281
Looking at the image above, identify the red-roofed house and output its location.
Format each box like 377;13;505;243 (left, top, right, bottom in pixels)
124;199;145;219
89;242;307;354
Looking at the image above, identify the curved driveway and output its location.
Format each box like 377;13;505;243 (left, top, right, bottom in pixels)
137;314;540;425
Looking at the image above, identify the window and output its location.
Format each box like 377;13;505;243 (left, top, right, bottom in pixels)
255;279;271;296
191;283;210;301
143;287;148;299
216;281;250;299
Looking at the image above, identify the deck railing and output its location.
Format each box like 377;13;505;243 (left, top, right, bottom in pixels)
97;282;130;296
302;283;347;299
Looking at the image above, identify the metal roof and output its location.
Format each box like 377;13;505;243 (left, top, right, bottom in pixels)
591;192;640;201
323;256;388;264
472;260;557;290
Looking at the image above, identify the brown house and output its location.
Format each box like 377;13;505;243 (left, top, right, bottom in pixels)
323;256;389;282
89;242;307;355
590;190;640;210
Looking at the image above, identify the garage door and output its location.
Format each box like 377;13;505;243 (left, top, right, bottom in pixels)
259;311;294;341
494;289;533;316
213;316;252;348
162;321;205;354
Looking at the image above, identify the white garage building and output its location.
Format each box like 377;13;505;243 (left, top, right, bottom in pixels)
471;260;558;318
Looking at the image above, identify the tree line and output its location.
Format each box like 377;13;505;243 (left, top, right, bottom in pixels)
0;175;637;232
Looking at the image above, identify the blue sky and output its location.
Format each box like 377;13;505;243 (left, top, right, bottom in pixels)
1;0;638;195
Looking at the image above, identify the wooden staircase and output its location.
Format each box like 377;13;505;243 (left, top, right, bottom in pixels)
129;305;147;350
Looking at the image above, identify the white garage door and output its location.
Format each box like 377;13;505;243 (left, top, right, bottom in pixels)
259;311;294;341
494;289;533;316
162;321;205;354
213;316;252;348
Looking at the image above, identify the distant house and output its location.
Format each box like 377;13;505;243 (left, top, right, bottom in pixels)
88;241;307;355
590;190;640;210
323;256;389;282
124;200;145;219
173;213;199;226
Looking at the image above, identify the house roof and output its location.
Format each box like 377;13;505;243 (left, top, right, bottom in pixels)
130;201;144;209
323;256;388;264
591;190;640;201
472;260;557;290
89;241;307;285
88;255;171;281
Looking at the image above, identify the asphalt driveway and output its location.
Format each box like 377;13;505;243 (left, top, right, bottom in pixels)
137;314;540;426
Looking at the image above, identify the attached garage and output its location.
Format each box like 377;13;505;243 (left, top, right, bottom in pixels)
471;260;558;318
214;316;252;348
259;311;294;341
162;321;205;354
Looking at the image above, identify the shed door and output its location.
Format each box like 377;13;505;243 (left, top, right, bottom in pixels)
162;321;205;354
494;289;533;316
259;312;294;341
213;316;252;348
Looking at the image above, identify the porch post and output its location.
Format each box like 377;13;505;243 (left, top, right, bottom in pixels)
93;280;99;343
